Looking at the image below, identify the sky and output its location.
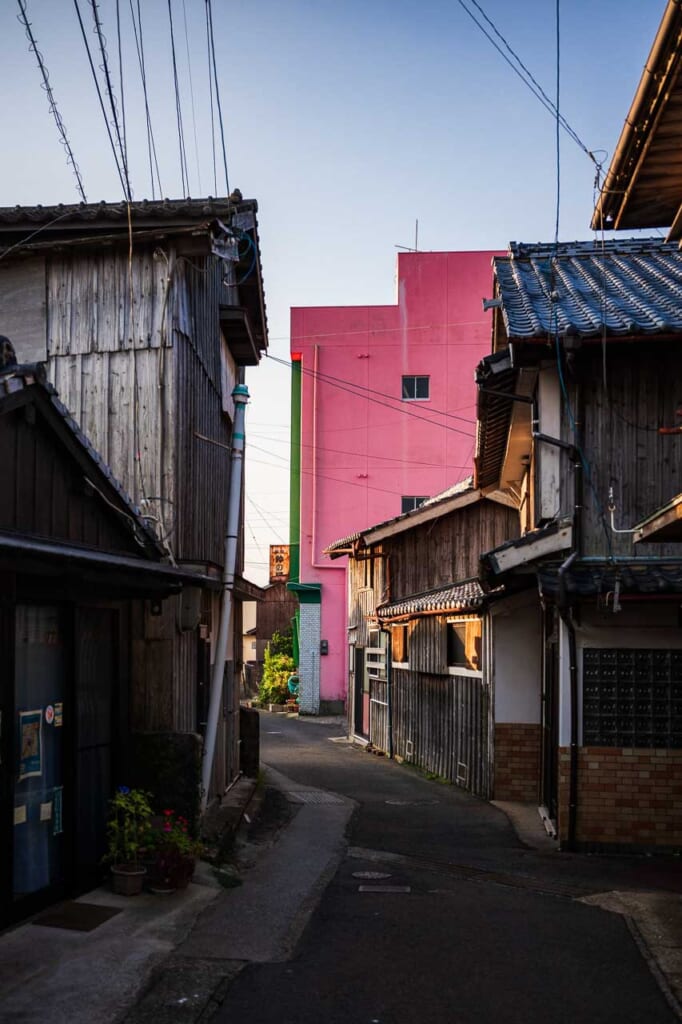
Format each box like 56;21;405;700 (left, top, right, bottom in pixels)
0;0;665;583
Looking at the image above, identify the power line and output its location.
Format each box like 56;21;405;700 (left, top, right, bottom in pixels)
115;0;128;182
248;435;475;474
277;317;490;344
73;0;129;199
17;0;87;202
267;353;476;438
129;0;163;199
89;0;132;199
204;0;218;194
167;0;190;197
181;0;202;195
247;495;286;543
456;0;598;165
205;0;230;194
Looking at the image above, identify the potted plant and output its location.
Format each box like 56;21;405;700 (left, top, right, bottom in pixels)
104;787;153;896
146;809;201;893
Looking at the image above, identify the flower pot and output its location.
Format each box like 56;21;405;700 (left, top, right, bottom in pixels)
111;864;146;896
148;851;195;892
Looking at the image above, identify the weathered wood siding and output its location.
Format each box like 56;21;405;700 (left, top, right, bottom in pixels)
0;399;138;555
257;582;298;646
387;502;518;600
0;257;47;362
46;249;175;543
571;343;682;558
388;666;491;799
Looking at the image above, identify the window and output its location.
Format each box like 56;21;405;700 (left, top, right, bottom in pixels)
401;496;428;514
402;375;429;401
447;617;482;673
391;624;409;665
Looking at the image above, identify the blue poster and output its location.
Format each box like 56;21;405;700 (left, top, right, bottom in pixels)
18;710;42;781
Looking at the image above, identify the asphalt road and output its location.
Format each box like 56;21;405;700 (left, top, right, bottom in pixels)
215;715;678;1024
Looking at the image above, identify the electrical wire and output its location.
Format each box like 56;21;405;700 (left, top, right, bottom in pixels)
115;0;128;182
206;0;229;194
181;0;202;195
549;1;612;560
267;353;476;437
168;0;190;197
73;0;129;198
273;318;489;344
89;0;132;199
0;211;73;264
248;435;474;474
456;0;598;165
204;0;217;195
129;0;163;199
17;0;88;203
247;495;286;544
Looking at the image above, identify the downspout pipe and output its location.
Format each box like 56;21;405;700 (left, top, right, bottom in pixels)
557;551;578;849
201;384;249;811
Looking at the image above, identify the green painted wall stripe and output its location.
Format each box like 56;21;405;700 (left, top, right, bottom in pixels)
289;359;301;584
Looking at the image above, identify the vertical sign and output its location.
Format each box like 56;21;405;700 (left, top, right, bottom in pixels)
269;545;290;583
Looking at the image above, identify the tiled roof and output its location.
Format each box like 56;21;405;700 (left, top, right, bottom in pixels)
0;365;164;555
376;579;487;619
495;239;682;340
537;561;682;598
0;194;255;229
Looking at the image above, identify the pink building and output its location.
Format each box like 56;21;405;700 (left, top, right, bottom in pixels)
289;250;501;714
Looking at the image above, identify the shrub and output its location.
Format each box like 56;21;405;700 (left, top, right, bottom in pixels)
258;636;296;706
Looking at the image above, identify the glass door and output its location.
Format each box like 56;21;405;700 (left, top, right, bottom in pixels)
12;606;66;901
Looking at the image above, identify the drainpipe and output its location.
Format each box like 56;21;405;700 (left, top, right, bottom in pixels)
201;384;249;811
557;550;578;849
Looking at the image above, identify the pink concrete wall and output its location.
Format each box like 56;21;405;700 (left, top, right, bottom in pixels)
291;250;501;706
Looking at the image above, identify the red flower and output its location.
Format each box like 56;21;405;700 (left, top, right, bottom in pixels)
163;809;173;817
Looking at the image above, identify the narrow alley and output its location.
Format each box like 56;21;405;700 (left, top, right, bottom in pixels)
213;714;679;1024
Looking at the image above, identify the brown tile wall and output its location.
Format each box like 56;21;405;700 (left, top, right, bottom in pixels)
558;747;682;849
494;723;541;802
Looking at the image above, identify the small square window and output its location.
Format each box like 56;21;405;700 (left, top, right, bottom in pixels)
402;375;430;400
401;495;428;514
447;618;482;671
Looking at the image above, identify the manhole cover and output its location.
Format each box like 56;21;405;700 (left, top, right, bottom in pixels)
352;871;392;880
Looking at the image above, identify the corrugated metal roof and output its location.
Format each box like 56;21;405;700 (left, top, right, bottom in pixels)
376;579;487;619
495;239;682;340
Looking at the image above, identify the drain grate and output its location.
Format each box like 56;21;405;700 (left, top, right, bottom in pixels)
352;871;392;880
287;790;345;805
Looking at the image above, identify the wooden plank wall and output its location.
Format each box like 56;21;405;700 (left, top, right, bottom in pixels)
46;249;175;543
387;502;518;600
574;343;682;558
386;665;491;799
174;257;233;566
257;582;298;644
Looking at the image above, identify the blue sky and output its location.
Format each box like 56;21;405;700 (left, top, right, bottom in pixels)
0;0;664;581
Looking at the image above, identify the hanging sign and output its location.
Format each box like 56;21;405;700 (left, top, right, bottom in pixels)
54;702;63;728
269;544;290;582
18;709;42;780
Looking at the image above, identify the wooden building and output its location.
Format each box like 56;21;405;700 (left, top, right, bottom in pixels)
0;363;207;925
327;482;518;799
476;238;682;850
0;197;267;808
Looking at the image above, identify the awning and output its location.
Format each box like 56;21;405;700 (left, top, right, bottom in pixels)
634;493;682;544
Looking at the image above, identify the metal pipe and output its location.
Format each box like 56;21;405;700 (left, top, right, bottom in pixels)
557;550;578;849
200;383;249;811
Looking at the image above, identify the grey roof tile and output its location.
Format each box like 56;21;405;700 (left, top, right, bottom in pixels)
376;579;487;619
495;239;682;339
